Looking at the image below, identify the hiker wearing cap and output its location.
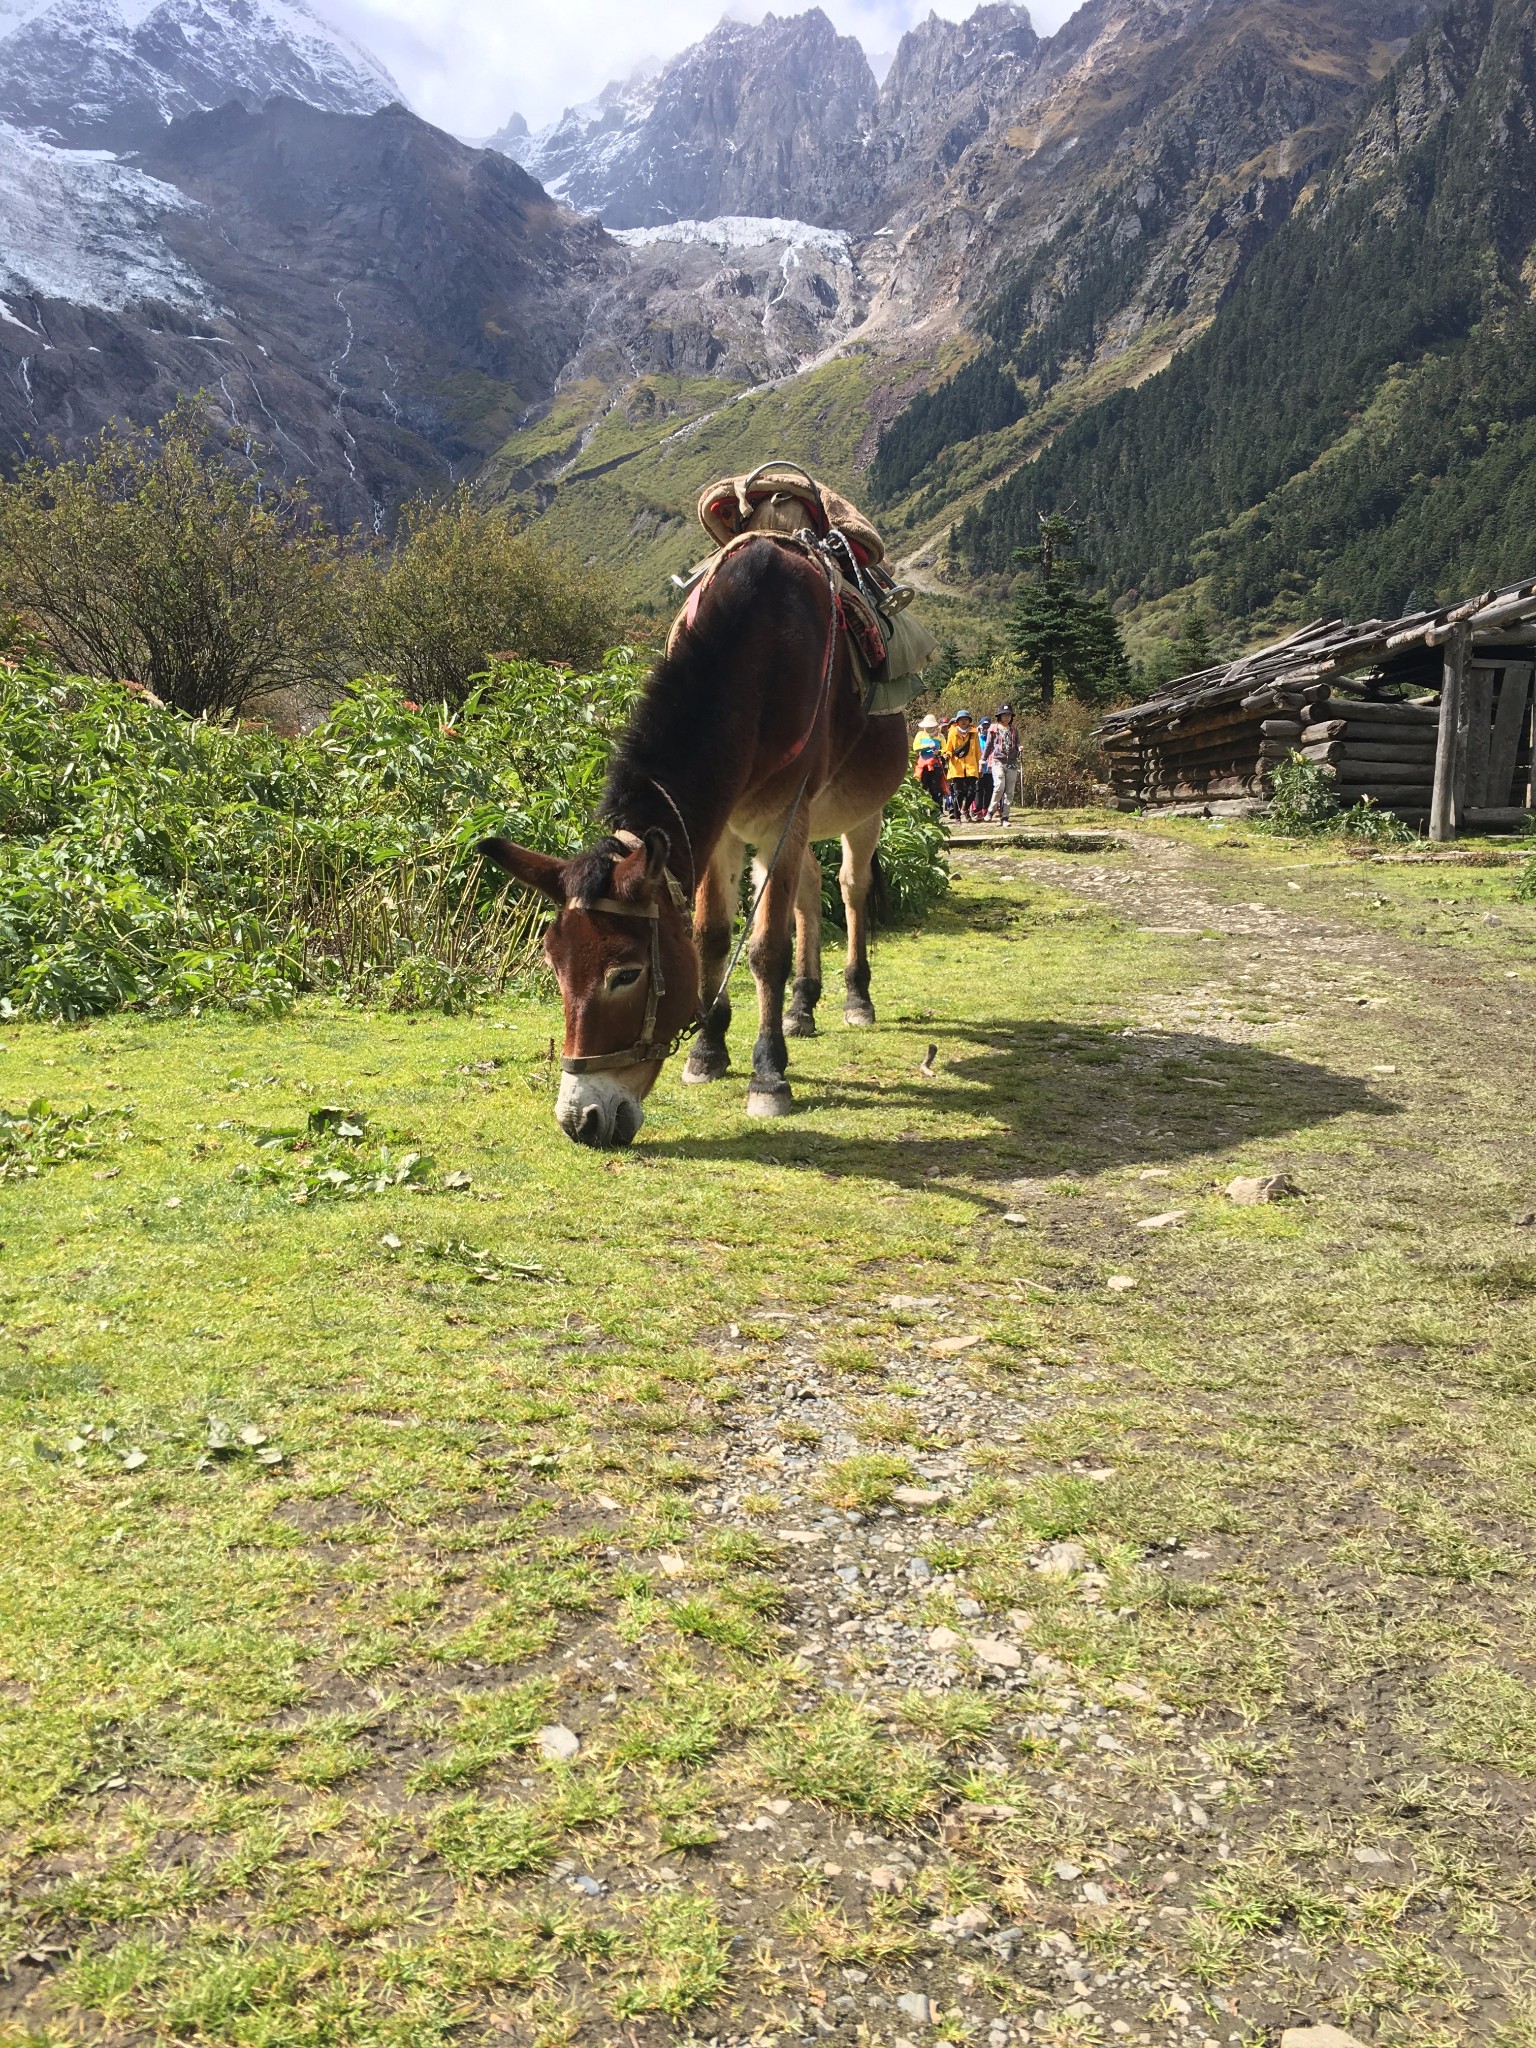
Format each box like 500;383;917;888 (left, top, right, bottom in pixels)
942;709;981;820
984;703;1021;823
975;716;994;821
912;712;946;808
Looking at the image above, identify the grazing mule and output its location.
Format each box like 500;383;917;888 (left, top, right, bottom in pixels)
479;535;911;1147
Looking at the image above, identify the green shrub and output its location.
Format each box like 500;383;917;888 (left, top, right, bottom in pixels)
1266;754;1344;833
351;488;620;704
1265;753;1415;843
0;649;950;1021
1016;699;1108;806
0;401;343;718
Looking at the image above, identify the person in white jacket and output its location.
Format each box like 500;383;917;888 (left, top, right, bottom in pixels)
984;703;1021;823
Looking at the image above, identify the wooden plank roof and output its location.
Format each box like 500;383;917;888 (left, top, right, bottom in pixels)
1098;573;1536;737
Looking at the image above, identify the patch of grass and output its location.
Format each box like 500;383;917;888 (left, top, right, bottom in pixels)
611;1890;732;2018
9;826;1536;2041
0;1098;135;1179
753;1699;940;1822
853;1399;925;1446
813;1452;915;1509
897;1689;997;1748
410;1679;556;1789
821;1337;884;1376
426;1797;560;1883
1425;1663;1536;1776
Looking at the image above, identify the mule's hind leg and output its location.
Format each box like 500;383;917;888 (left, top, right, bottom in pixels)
840;812;882;1026
746;813;810;1117
783;845;824;1039
683;832;743;1084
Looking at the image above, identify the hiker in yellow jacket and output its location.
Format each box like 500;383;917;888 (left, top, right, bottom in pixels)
942;709;981;819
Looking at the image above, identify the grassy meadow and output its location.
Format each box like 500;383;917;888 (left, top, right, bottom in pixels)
3;819;1536;2046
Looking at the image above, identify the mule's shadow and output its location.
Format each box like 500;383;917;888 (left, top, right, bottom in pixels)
641;1017;1389;1204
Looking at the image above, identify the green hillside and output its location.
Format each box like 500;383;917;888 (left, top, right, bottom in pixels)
945;0;1536;628
483;356;890;614
494;0;1536;651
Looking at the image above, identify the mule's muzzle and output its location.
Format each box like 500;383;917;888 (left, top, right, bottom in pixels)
555;1072;645;1149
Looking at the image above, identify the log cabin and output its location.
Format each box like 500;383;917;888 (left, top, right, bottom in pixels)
1097;576;1536;840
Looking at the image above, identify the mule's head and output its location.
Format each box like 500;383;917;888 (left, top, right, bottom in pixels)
478;828;698;1149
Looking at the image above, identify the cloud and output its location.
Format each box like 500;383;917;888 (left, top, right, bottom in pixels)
320;0;1075;139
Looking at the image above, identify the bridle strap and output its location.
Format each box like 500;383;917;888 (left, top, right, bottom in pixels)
566;896;659;919
558;870;698;1077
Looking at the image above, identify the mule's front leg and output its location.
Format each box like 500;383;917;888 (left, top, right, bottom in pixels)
840;812;881;1026
683;834;742;1084
783;845;824;1039
746;819;808;1118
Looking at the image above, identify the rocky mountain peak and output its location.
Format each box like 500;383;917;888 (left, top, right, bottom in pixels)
880;2;1039;116
494;7;880;229
0;0;399;147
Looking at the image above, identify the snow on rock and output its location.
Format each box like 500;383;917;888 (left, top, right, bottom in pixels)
0;119;211;309
611;216;855;264
0;0;400;144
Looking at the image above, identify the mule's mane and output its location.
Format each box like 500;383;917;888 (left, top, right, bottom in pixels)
601;538;805;838
564;835;630;907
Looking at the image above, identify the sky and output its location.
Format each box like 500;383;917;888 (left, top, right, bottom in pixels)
322;0;1072;140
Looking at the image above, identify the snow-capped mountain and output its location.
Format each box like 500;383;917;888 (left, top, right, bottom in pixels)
494;10;879;230
0;99;613;521
0;0;400;147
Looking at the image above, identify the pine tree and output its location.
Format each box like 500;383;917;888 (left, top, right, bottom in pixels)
1173;608;1215;671
1009;512;1130;706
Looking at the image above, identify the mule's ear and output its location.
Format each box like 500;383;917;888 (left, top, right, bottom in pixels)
640;827;671;888
477;837;566;902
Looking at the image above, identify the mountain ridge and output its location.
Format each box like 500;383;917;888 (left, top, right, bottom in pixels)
0;0;399;146
1;0;1528;650
0;99;614;524
497;9;881;230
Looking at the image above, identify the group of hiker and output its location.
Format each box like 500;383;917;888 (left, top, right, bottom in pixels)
912;705;1021;823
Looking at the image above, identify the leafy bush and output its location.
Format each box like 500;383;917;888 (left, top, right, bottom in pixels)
0;649;645;1020
0;401;343;718
0;649;950;1021
351;488;620;704
1264;754;1416;842
1016;700;1108;807
1266;754;1344;833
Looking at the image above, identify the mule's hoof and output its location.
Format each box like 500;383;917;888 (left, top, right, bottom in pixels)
682;1052;729;1085
746;1085;794;1118
843;1002;876;1028
783;1010;818;1039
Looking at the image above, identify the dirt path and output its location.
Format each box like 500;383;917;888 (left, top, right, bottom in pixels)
663;828;1536;2048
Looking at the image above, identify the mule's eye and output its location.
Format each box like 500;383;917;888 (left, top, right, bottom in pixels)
608;965;644;991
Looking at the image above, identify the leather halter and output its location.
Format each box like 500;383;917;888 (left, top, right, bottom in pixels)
559;831;697;1078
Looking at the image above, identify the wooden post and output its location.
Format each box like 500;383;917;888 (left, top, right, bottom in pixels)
1430;626;1469;841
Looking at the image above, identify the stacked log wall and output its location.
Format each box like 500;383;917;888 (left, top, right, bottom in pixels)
1102;685;1320;808
1295;694;1441;820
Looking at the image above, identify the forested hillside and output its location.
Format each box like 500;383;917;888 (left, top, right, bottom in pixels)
948;0;1536;626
